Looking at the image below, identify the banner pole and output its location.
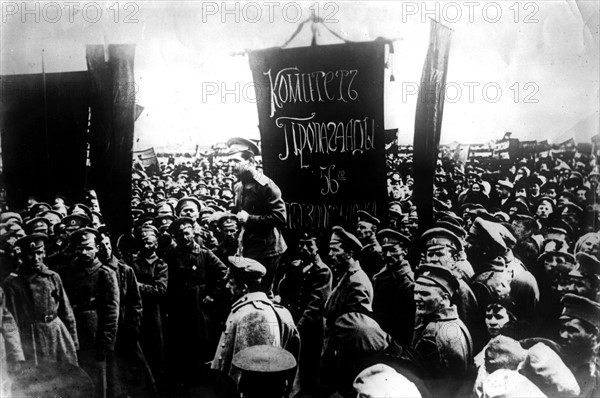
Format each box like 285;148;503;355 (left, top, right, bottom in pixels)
41;49;52;196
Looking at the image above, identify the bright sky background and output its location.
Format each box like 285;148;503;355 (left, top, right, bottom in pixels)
1;1;598;150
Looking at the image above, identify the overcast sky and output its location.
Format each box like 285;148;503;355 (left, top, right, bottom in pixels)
1;1;598;149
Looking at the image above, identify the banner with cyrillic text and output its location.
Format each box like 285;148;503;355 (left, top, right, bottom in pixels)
248;41;387;229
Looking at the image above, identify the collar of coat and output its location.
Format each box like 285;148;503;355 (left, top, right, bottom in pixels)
362;239;381;252
232;291;271;312
175;241;202;255
18;264;53;281
104;255;120;270
376;261;413;280
239;168;268;186
138;253;159;264
79;258;103;274
335;261;362;285
295;255;324;272
420;304;459;324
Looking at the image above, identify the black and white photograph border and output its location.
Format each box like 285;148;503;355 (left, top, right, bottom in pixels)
0;1;599;398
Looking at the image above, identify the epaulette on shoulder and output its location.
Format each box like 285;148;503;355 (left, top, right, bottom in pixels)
251;299;269;310
253;173;271;186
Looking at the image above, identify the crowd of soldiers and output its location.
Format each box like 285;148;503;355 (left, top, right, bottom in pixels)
0;136;599;398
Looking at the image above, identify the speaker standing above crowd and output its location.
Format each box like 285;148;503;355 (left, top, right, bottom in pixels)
0;137;599;398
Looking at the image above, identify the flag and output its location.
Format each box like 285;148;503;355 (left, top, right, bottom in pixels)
86;44;136;238
412;20;453;233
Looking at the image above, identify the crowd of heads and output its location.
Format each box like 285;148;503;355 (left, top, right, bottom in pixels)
1;141;599;397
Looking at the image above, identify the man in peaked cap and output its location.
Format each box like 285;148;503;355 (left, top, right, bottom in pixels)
324;226;373;331
557;293;600;398
45;213;92;271
62;213;92;233
0;212;23;225
175;196;219;250
28;202;52;218
153;214;174;232
420;227;480;346
39;210;63;229
96;227;156;397
0;220;25;281
511;212;543;268
277;231;332;393
3;233;78;366
320;312;405;397
212;213;240;264
514;179;530;199
130;225;169;389
69;203;94;223
412;264;473;397
465;217;510;272
212;256;299;385
226;136;287;297
559;253;600;302
57;227;119;398
24;217;51;235
559;202;584;238
492;179;513;211
234;345;297;398
433;218;476;280
372;229;415;346
353;363;423;398
354;210;385;279
163;216;228;387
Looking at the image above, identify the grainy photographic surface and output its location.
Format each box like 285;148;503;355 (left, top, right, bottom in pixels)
0;1;598;398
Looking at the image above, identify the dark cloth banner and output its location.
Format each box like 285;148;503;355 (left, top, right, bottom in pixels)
0;71;90;209
413;20;453;234
248;41;387;230
86;44;135;238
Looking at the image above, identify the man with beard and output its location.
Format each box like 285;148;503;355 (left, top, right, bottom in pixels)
557;294;600;398
3;233;78;365
58;228;119;398
323;226;373;331
97;227;155;398
225;137;287;297
354;211;384;279
277;232;332;394
164;217;228;388
412;264;472;397
372;229;415;345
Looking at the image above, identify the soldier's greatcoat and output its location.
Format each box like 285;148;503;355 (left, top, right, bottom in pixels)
3;264;78;365
131;253;168;381
59;258;119;398
211;291;298;384
324;261;373;329
412;304;473;397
